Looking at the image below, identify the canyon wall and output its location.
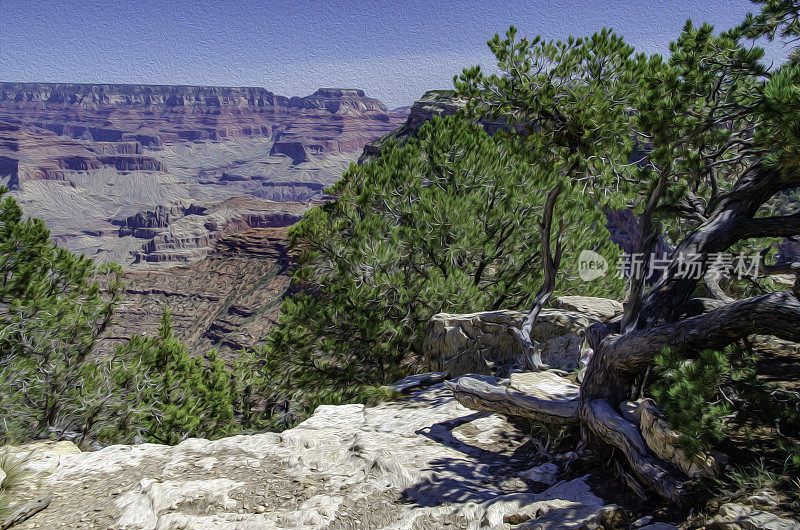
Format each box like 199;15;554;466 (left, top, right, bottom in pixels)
0;82;407;357
0;82;406;264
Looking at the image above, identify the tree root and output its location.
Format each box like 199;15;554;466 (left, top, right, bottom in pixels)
447;374;580;425
581;398;688;503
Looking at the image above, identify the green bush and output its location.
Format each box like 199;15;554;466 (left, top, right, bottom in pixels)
252;114;624;425
112;309;238;444
650;347;735;457
0;448;29;519
651;344;800;461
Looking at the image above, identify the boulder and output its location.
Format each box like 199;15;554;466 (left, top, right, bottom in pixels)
424;308;599;376
518;462;559;485
6;440;81;477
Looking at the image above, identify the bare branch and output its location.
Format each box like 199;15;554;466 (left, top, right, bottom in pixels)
511;183;563;370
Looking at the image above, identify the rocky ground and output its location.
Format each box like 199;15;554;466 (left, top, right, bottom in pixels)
3;297;800;529
6;383;796;530
4;384;624;530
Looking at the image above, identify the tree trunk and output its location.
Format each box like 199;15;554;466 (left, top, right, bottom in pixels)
578;291;800;500
511;184;564;371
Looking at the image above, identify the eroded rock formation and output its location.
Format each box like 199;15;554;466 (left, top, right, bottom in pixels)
0;84;402;152
102;225;296;358
0;82;407;265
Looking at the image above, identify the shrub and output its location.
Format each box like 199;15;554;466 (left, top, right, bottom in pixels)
253;114;623;423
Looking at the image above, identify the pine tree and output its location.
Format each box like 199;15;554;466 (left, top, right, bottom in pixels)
447;2;800;502
0;187;123;441
114;308;237;444
253;114;625;424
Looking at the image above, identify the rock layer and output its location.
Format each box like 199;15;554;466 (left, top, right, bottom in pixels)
0;84;403;153
0;82;407;265
101;225;295;358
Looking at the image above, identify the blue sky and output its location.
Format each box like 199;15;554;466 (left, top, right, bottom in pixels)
0;0;790;108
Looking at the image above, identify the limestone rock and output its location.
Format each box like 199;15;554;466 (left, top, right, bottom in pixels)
636;398;722;478
99;225;296;359
550;295;623;322
0;467;5;488
6;440;81;477
122;197;306;265
518;462;559;485
423;308;597;376
707;502;800;529
8;384;620;529
748;490;781;508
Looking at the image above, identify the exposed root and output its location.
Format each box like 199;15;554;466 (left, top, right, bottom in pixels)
447;374;580;426
581;398;688;504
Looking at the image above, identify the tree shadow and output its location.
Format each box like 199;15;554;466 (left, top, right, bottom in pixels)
403;411;546;508
402;455;503;506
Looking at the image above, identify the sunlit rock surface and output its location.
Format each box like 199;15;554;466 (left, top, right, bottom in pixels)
8;384;622;529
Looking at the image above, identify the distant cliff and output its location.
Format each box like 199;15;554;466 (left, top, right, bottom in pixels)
0;82;407;357
358;90;466;163
0;81;407;268
0;83;403;149
0;83;388;113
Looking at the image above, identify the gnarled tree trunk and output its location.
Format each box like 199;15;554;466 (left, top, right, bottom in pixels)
577;163;800;502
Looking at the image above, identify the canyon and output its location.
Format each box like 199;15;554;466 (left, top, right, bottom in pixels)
0;83;406;265
0;82;407;356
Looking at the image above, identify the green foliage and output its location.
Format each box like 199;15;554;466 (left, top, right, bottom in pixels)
0;186;124;442
651;343;800;461
741;0;800;43
254;114;623;423
650;347;735;456
718;458;782;496
113;308;237;445
452;14;800;265
712;457;800;513
0;187;243;445
0;448;28;492
454;27;647;213
635;21;770;241
354;384;405;405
